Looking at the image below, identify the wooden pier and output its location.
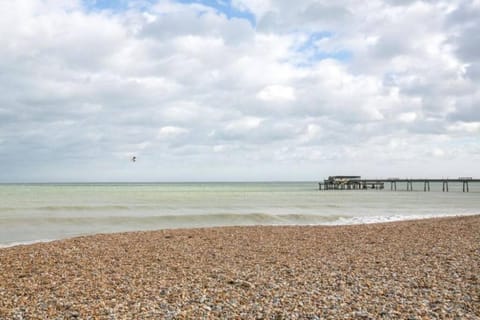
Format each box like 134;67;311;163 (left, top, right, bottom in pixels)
319;176;479;192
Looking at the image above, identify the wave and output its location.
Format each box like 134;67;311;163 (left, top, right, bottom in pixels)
326;212;480;225
0;239;56;249
1;212;478;249
0;212;348;226
0;205;133;212
4;211;477;228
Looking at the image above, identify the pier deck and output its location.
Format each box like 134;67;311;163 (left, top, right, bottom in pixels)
319;176;479;192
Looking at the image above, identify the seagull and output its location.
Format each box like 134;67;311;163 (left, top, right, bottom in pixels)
131;156;136;162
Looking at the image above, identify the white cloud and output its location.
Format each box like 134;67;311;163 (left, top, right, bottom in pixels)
0;0;479;181
299;124;321;143
398;112;417;123
256;85;295;101
157;126;189;139
225;117;263;131
232;0;272;17
448;122;480;134
431;148;446;158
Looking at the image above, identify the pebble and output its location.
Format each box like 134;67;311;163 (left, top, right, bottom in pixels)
0;215;479;319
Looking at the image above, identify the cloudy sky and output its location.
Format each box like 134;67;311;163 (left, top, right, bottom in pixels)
1;0;479;182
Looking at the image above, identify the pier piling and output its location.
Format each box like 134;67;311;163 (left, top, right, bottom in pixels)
319;176;476;192
442;181;449;192
406;180;413;191
424;181;430;192
390;181;397;191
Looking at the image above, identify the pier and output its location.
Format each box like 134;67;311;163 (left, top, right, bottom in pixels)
319;176;479;192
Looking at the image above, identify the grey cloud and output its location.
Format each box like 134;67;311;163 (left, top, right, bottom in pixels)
383;0;446;6
256;2;351;33
446;2;480;80
452;25;480;62
142;6;254;45
383;0;417;5
448;94;480;122
373;33;412;59
301;3;351;24
465;64;480;81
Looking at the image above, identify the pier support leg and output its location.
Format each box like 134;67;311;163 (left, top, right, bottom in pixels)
463;181;465;192
467;181;469;192
407;181;413;191
443;181;449;192
423;181;431;192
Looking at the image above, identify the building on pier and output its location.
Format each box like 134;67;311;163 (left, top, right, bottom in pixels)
321;176;384;190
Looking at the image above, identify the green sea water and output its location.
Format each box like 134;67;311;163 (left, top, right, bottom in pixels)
1;182;479;246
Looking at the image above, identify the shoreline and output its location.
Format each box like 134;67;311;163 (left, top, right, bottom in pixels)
1;215;479;318
1;212;479;249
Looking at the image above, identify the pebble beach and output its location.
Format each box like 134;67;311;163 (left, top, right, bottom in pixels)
0;215;479;319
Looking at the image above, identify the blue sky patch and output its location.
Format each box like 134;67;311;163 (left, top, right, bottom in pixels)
84;0;255;26
296;31;352;65
177;0;255;26
84;0;129;11
297;31;333;52
311;50;352;62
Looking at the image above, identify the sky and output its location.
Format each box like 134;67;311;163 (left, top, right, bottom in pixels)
0;0;479;182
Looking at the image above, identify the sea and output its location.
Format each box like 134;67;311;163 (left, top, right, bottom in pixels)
1;182;479;247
